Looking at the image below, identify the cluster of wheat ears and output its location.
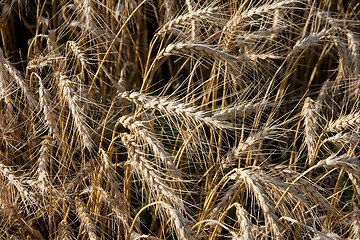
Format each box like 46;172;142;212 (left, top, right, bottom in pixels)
0;0;359;239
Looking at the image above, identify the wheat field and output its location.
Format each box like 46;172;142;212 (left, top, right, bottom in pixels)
0;0;359;239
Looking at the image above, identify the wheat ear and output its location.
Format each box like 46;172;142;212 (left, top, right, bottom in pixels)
161;202;195;240
0;163;38;214
118;115;181;177
326;112;360;132
75;197;98;240
35;138;50;194
35;73;60;140
0;48;37;109
96;186;129;229
120;91;225;129
234;203;256;240
230;169;283;240
316;154;360;195
325;132;360;145
213;101;274;121
67;41;90;71
350;205;360;240
222;0;300;49
0;66;14;117
157;6;220;36
120;132;185;212
58;73;93;150
302;97;320;166
56;218;73;240
346;30;359;76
